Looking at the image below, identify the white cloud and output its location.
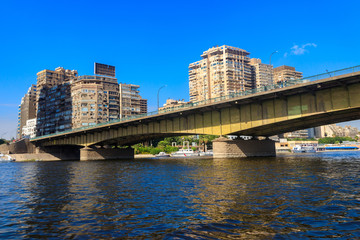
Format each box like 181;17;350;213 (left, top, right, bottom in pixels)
291;43;317;55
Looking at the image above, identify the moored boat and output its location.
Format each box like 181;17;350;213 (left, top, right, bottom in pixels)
292;145;317;153
0;153;15;162
155;152;171;157
171;149;198;157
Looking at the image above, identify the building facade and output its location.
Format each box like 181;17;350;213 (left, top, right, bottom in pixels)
25;64;148;137
22;118;37;138
140;98;148;114
119;83;143;118
273;65;303;83
315;124;359;138
284;128;315;139
159;99;188;112
250;58;273;88
36;67;78;136
71;75;120;129
17;85;37;138
189;45;253;102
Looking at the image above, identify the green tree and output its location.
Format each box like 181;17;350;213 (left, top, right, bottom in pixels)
150;148;162;155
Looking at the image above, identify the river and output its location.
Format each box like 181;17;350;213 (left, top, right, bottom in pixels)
1;151;359;239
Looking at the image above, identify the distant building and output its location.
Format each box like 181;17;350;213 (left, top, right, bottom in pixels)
71;75;120;129
273;65;303;83
250;58;273;88
189;45;253;102
36;67;78;136
119;83;146;118
315;124;359;138
284;128;315;139
159;99;188;112
17;85;37;138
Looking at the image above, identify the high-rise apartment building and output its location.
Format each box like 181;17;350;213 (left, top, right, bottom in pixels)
189;45;253;102
273;65;303;83
17;85;37;138
250;58;273;88
119;83;144;118
140;98;148;114
32;65;147;136
71;75;120;129
36;67;78;136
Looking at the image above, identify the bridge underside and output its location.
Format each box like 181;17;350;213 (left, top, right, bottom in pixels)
32;75;360;148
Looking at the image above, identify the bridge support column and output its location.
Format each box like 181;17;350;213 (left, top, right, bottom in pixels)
213;137;276;158
80;146;134;161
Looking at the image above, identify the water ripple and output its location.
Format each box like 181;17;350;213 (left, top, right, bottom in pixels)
0;152;360;238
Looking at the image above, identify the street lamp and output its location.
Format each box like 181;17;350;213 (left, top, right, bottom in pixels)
269;51;279;66
269;51;278;85
157;85;167;110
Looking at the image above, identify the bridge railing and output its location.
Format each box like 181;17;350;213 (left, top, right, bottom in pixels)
31;65;360;140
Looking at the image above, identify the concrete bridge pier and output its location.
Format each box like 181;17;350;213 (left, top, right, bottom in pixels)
35;145;81;160
80;146;134;161
212;137;276;158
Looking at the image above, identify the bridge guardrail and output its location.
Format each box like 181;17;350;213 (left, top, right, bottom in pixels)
31;65;360;140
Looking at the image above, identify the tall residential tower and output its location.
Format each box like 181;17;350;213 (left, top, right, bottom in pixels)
17;85;37;138
36;67;78;136
250;58;273;88
189;45;253;102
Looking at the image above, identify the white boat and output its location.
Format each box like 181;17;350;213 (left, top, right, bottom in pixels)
199;151;213;156
292;145;316;153
155;152;171;157
0;153;15;161
171;149;199;157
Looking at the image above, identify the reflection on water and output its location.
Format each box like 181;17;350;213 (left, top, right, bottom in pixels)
1;152;360;239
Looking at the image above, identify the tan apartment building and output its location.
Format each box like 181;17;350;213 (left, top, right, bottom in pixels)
315;124;359;138
284;129;313;139
140;98;148;114
159;99;188;112
17;85;37;138
36;67;78;136
119;83;144;118
33;64;148;135
71;75;120;129
250;58;273;88
273;65;303;83
189;45;253;102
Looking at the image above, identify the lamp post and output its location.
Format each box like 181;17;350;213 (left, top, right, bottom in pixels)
157;85;167;110
269;51;278;85
269;51;278;66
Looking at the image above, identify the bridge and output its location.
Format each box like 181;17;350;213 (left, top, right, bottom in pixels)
31;65;360;160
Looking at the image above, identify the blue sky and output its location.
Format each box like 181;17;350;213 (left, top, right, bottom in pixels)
1;0;360;139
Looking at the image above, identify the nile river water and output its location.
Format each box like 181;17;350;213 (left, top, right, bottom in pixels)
1;151;360;239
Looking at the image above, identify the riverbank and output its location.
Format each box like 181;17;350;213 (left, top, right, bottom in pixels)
10;153;63;161
135;154;155;159
10;153;155;161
